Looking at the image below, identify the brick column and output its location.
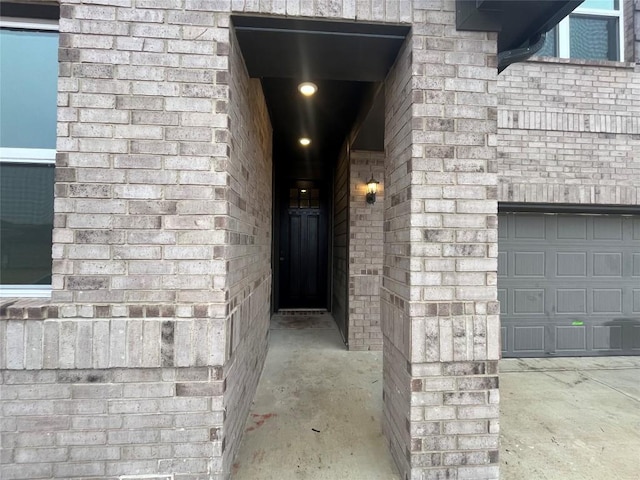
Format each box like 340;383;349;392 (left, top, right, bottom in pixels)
383;3;500;479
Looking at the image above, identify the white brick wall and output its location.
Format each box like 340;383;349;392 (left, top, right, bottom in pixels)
498;58;640;205
1;2;508;479
349;151;385;351
383;2;500;478
221;25;273;476
54;0;230;312
0;367;226;480
382;30;414;479
332;145;349;340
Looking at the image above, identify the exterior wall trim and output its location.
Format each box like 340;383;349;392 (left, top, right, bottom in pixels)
499;202;640;215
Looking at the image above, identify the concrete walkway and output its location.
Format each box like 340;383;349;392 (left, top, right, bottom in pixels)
232;314;399;480
233;315;640;479
500;356;640;480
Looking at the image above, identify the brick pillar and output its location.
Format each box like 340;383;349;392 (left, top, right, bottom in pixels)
383;2;500;479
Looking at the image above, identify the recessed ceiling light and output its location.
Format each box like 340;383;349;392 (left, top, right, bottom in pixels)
298;82;318;97
299;137;311;146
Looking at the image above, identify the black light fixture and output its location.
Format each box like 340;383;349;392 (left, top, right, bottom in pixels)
366;176;379;205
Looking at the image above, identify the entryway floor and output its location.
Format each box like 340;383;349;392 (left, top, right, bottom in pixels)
232;315;640;479
232;313;400;480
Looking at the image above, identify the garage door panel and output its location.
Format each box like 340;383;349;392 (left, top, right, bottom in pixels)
593;326;623;350
632;326;640;350
499;213;639;357
632;290;640;313
513;252;545;277
498;217;508;238
556;252;587;277
593;253;622;277
515;215;545;239
513;289;545;314
497;251;508;275
556;289;587;314
556;326;586;351
593;216;623;240
592;289;623;314
513;325;545;352
633;254;640;277
501;326;508;352
498;288;507;314
557;215;587;239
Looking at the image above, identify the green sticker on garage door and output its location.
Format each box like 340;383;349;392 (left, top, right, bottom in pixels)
572;321;584;326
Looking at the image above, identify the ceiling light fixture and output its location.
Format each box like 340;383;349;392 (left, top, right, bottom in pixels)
298;82;318;97
299;137;311;146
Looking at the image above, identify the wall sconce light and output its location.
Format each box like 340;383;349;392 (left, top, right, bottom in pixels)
366;177;379;205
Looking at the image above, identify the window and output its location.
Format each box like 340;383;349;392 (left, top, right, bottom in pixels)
289;188;320;209
0;16;58;297
537;0;624;62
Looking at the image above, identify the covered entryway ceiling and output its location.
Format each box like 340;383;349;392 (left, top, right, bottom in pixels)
232;16;410;161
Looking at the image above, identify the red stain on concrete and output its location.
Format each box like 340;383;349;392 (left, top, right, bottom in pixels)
245;413;276;432
232;462;240;474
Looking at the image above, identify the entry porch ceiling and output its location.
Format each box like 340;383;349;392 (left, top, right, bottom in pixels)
232;16;410;167
232;4;580;164
232;16;410;82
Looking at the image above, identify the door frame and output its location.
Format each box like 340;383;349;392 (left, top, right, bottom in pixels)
272;176;333;312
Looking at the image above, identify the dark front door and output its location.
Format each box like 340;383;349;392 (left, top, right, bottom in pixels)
279;183;329;309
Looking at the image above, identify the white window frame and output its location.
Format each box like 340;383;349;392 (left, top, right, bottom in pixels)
551;1;624;61
0;17;58;298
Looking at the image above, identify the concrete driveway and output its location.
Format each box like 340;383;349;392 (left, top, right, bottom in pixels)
500;357;640;480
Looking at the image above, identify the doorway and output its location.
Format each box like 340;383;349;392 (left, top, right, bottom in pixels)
277;180;329;309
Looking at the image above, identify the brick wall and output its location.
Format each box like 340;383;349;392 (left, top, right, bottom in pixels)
497;59;640;205
221;25;273;475
332;145;349;341
349;150;384;350
3;1;234;478
382;31;414;480
1;2;505;479
1;367;224;479
0;314;227;479
53;1;230;315
383;2;501;478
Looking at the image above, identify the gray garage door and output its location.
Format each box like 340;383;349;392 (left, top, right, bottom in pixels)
498;213;640;357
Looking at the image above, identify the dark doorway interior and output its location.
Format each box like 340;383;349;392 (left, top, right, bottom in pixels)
232;15;409;313
266;78;371;311
278;180;329;308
